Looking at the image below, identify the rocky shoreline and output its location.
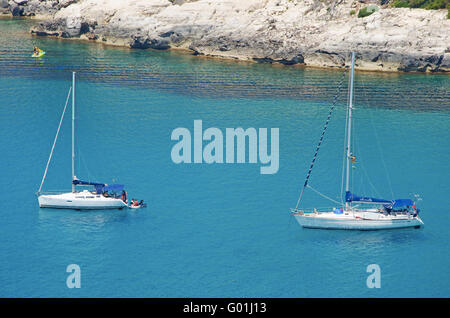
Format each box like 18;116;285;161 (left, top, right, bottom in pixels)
2;0;450;72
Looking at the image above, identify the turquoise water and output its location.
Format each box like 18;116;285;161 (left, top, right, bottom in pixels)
0;17;449;297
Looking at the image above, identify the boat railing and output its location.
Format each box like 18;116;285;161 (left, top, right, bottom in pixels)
36;190;71;195
291;207;337;214
385;210;417;217
291;207;415;215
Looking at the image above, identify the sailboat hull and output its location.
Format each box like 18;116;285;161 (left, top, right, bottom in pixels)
294;212;424;230
38;191;127;210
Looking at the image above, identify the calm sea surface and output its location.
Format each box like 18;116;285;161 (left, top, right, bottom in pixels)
0;17;449;297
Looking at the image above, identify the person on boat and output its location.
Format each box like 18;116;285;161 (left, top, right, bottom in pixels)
133;200;139;207
121;190;127;203
33;46;38;55
412;203;418;217
384;206;392;215
103;190;109;197
139;200;144;206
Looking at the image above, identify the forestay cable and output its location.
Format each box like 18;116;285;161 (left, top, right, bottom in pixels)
37;87;72;194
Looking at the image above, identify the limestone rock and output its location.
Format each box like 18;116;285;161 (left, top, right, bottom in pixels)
21;0;450;72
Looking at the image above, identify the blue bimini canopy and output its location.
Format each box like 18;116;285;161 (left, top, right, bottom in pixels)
103;184;124;192
73;179;124;194
94;184;124;194
384;199;414;209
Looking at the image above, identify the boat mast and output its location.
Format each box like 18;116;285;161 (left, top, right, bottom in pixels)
72;72;75;193
345;52;355;209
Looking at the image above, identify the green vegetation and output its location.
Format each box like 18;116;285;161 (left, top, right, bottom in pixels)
391;0;450;18
358;8;372;18
358;5;379;18
350;9;356;15
392;0;448;9
392;0;410;7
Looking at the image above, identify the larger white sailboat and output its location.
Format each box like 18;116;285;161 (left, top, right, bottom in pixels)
292;52;424;230
37;72;128;210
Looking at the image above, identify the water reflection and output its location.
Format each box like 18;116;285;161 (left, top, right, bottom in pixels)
37;207;130;233
0;18;448;111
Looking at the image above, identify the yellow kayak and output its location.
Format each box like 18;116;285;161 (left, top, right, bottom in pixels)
31;49;45;58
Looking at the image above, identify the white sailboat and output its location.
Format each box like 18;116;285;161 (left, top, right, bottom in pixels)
37;72;128;210
292;52;424;230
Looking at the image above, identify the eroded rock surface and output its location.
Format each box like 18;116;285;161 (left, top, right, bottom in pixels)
4;0;449;72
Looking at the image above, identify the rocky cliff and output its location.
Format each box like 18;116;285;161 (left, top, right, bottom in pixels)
3;0;450;72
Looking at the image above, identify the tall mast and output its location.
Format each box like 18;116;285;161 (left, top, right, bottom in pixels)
72;72;75;192
345;52;355;209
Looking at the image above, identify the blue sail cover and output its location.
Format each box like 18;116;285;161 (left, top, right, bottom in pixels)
345;191;392;204
72;179;105;187
346;191;414;209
